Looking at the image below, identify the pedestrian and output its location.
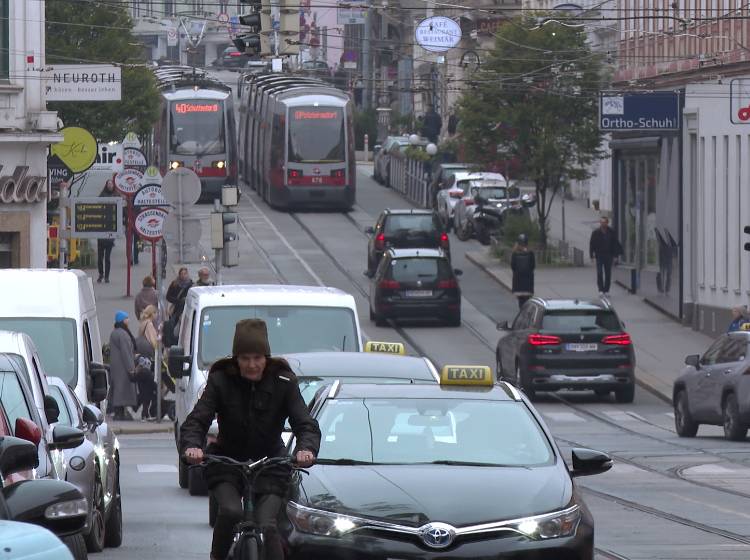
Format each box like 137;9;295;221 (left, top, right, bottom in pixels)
166;267;193;320
421;105;443;143
108;311;138;421
511;234;535;310
135;305;159;421
728;306;748;332
589;216;623;297
196;266;214;287
96;179;116;283
181;319;320;560
135;275;159;320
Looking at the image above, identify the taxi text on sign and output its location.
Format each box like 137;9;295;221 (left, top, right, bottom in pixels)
364;341;406;355
440;365;493;386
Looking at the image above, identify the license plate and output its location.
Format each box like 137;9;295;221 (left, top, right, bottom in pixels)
404;290;432;297
566;343;598;352
311;177;323;184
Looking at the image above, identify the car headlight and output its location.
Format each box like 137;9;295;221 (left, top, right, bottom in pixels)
512;505;581;540
287;502;358;537
45;498;88;519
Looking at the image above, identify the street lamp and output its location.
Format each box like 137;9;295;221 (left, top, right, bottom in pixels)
426;143;438;156
409;133;420;145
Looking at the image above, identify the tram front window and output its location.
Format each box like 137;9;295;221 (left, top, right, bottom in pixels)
288;106;345;163
170;100;226;155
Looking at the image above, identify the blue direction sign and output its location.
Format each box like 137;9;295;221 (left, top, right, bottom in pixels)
599;92;681;131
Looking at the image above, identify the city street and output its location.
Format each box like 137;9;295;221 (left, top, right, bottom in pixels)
91;163;750;560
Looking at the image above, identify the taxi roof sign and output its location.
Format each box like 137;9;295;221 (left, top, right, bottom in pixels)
440;365;493;386
364;341;406;355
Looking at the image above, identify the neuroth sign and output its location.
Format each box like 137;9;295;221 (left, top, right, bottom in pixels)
415;17;461;53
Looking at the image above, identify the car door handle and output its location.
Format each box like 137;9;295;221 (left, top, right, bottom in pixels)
724;369;733;374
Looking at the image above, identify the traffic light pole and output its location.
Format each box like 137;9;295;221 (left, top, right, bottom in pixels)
215;248;223;286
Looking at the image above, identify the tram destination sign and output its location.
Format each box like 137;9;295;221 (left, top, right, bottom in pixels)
599;91;681;131
70;197;124;239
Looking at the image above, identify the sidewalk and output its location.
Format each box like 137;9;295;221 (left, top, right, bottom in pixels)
466;249;715;403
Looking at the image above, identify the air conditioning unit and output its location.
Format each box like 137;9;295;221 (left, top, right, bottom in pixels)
27;110;58;131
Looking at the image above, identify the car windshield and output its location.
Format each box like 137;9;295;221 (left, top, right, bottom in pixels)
48;385;73;427
199;306;358;367
170;100;226;156
314;398;554;466
542;310;621;332
384;215;437;236
298;377;428;405
389;258;450;282
0;318;77;386
287;106;345;163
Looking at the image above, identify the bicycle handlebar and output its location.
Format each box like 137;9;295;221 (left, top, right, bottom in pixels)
201;454;298;470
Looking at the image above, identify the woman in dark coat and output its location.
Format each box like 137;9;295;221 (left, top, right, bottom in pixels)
511;233;535;309
108;310;138;420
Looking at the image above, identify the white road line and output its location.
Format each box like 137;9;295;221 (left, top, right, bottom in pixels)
625;411;647;422
137;464;178;473
602;410;635;422
544;412;586;423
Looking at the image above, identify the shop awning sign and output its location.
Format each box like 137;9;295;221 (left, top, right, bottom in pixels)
599;92;681;131
415;16;462;53
44;64;122;102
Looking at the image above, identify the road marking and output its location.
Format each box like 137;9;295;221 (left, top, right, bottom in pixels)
683;464;740;475
137;464;178;473
544;412;586;423
666;491;750;520
602;410;644;422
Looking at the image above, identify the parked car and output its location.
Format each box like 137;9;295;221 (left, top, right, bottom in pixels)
369;248;463;327
496;298;635;402
0;521;74;560
299;59;331;78
212;46;250;69
373;136;410;186
428;162;477;207
46;376;122;551
673;331;750;441
365;208;450;274
435;171;485;231
0;399;40;486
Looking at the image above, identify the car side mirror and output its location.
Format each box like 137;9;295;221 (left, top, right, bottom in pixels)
2;478;87;537
365;226;375;235
497;320;510;331
685;354;701;369
570;448;613;478
453;268;463;276
0;436;39;475
50;425;85;451
168;346;191;378
363;270;375;279
374;145;382;153
89;362;109;404
15;418;42;447
43;394;59;425
82;404;105;428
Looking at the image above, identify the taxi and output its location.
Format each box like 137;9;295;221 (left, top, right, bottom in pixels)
282;366;612;560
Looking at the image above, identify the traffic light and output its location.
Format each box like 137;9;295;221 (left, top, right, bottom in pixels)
745;226;750;251
234;1;267;56
222;212;239;267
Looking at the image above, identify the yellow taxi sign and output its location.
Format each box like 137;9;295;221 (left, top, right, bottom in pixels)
364;341;406;355
440;365;493;386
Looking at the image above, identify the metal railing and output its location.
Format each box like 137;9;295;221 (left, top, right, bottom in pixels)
389;155;431;209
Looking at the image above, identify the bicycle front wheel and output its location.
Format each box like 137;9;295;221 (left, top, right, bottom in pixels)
229;531;260;560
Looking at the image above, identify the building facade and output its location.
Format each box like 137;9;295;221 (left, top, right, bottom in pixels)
0;1;61;268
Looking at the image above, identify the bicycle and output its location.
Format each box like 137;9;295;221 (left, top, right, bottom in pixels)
196;454;303;560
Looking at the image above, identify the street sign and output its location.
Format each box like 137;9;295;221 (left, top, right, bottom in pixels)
50;127;98;173
730;79;750;123
122;132;141;149
70;197;124;239
415;16;462;53
134;184;169;208
161;167;201;207
92;142;124;172
134;207;169;242
123;148;148;173
337;0;366;25
47;155;73;188
599;92;681;131
44;64;122;102
167;26;179;47
143;165;163;185
114;169;144;196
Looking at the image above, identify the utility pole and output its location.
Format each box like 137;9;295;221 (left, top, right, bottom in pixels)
362;0;371;109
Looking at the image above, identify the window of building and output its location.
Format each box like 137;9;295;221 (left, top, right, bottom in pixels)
0;0;8;80
0;232;20;267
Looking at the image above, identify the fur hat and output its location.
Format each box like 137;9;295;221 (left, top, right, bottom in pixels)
232;319;271;357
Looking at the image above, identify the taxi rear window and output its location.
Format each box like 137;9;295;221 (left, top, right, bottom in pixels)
314;398;553;467
389;258;450;282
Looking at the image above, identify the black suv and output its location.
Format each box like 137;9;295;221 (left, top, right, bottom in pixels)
365;209;450;275
495;298;635;402
369;248;462;327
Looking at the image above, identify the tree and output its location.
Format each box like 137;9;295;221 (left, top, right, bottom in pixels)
46;1;160;141
457;16;608;246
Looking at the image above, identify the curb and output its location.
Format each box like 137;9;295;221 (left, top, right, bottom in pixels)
465;251;673;405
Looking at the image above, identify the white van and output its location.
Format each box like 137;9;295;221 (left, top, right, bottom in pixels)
0;269;109;407
167;284;363;491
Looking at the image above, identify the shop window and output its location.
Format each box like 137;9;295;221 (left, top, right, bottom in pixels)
0;0;8;80
0;232;20;268
645;158;658;268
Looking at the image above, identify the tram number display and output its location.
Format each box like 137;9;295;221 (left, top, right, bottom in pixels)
293;110;338;120
174;102;220;114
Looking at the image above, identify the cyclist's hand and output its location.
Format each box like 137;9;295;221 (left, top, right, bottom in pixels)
295;450;315;468
184;447;204;465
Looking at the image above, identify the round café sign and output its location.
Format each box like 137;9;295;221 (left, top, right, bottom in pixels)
114;169;143;196
415;16;461;53
134;207;168;241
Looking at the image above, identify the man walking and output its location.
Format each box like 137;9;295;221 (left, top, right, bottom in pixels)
97;179;117;283
589;216;622;296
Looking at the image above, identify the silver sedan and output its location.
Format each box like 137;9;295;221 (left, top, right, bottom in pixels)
46;376;123;554
436;172;485;231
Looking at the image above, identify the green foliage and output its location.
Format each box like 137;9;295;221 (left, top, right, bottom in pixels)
353;109;378;150
498;213;544;248
403;145;432;162
456;15;608;245
46;1;160;141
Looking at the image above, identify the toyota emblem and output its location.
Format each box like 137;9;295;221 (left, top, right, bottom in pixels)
419;522;456;549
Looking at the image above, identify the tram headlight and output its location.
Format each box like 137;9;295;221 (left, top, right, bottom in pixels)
170;160;182;170
214;160;226;169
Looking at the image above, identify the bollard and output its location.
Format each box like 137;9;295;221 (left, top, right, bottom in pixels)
364;134;369;162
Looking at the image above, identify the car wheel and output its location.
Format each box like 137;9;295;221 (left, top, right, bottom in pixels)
455;220;470;241
64;533;88;560
723;393;747;441
516;362;536;400
209;493;218;528
448;310;461;327
369;306;375;321
188;464;209;496
674;390;699;437
614;384;635;403
84;477;106;552
178;455;189;489
496;358;511;383
374;310;388;327
103;467;123;548
594;389;611;399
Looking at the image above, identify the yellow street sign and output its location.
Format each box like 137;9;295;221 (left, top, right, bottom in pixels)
51;127;98;173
